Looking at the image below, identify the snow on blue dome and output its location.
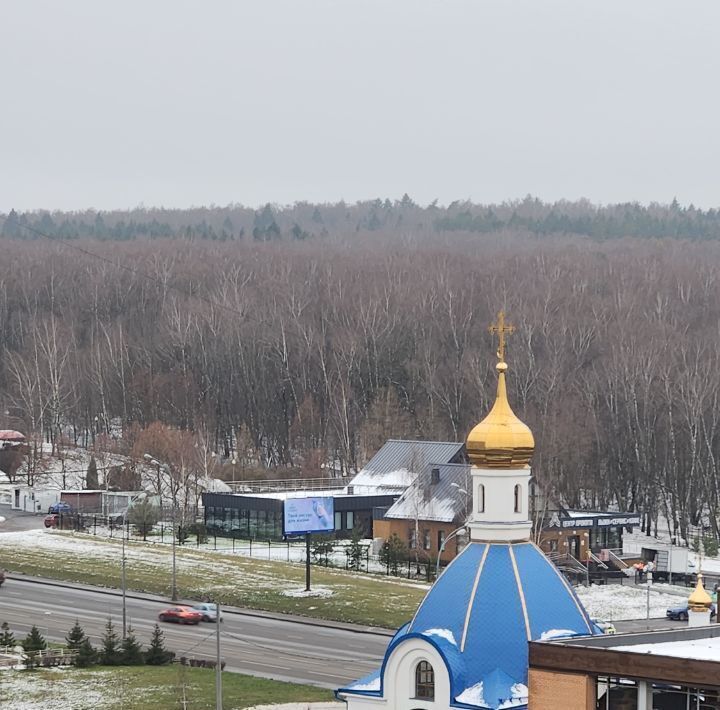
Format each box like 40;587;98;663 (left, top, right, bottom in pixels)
338;541;598;709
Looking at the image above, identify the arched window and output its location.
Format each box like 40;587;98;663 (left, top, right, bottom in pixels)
477;484;485;513
415;660;435;699
514;484;521;513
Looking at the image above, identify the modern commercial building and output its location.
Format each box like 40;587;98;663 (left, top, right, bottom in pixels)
529;588;720;709
203;489;398;540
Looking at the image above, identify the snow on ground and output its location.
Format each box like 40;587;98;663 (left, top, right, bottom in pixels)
0;669;125;709
247;705;343;710
0;528;695;621
0;527;431;610
281;587;334;598
575;583;683;620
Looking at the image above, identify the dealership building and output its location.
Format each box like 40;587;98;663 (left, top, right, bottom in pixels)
202;489;397;540
528;585;720;709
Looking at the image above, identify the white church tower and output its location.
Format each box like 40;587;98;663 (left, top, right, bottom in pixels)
465;311;535;543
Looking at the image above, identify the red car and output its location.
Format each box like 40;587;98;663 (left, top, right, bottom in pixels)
158;606;203;625
44;514;59;528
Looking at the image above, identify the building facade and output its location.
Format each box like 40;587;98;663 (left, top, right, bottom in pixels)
203;490;397;540
529;618;720;709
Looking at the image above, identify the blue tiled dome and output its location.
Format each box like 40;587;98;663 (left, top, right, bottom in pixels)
339;541;598;709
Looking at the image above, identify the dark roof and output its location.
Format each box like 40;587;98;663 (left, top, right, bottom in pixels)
349;439;465;493
383;462;471;523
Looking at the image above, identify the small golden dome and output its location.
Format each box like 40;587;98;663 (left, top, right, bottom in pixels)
688;574;713;609
466;361;535;469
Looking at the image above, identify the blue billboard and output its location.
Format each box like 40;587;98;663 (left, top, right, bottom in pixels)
283;496;335;536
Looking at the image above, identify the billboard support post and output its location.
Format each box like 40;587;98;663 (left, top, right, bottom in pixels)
306;534;311;592
282;496;335;595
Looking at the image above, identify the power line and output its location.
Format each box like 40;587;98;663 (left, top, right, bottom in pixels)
0;213;254;321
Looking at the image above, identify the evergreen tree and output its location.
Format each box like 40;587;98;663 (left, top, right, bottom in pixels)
128;497;160;540
379;533;407;575
347;524;364;571
65;619;86;651
75;637;98;668
119;626;144;665
0;621;16;648
99;618;121;665
1;208;21;237
144;624;174;665
22;626;47;669
86;456;99;489
22;626;47;652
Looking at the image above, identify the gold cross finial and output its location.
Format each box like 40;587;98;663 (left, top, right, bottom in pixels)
489;310;515;362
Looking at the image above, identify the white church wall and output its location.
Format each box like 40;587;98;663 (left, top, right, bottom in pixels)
343;638;453;710
384;638;452;710
469;466;532;542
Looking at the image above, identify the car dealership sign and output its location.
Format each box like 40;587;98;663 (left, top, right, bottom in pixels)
546;512;641;529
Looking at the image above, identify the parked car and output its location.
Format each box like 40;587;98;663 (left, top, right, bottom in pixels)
592;619;617;635
48;502;72;515
158;606;203;625
666;603;717;621
193;603;222;622
44;514;59;528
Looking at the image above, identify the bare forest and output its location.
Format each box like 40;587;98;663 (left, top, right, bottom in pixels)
2;198;720;544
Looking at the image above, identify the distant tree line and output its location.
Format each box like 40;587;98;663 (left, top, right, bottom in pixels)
1;208;720;545
4;195;720;242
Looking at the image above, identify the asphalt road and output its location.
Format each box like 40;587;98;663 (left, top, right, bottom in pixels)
0;577;389;689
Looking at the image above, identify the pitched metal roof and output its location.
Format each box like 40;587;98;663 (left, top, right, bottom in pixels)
349;439;465;493
383;462;471;523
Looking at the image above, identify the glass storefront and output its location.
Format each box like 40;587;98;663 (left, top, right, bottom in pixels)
597;677;720;710
205;505;284;540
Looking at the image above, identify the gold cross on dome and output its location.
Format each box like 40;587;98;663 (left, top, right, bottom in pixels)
489;310;515;362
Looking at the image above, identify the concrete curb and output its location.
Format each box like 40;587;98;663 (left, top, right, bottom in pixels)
5;572;395;637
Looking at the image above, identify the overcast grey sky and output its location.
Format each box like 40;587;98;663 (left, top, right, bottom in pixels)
1;1;719;212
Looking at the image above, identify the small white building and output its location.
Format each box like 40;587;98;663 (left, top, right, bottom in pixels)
10;485;61;514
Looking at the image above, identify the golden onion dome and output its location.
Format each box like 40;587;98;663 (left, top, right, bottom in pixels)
688;574;713;609
466;360;535;469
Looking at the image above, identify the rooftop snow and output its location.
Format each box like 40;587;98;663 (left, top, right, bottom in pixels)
382;463;470;523
349;440;464;493
611;636;720;662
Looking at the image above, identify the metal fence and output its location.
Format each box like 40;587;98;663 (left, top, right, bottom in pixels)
62;514;437;582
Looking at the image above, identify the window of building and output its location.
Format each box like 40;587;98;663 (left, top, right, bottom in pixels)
415;661;434;699
438;530;446;551
335;511;342;531
423;530;431;550
514;484;521;513
346;511;354;530
478;484;484;513
409;528;417;549
596;677;638;709
549;538;558;553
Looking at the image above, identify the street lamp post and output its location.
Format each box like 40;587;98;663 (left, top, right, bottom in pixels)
171;503;177;602
144;454;177;602
122;511;127;639
215;601;222;710
436;526;468;580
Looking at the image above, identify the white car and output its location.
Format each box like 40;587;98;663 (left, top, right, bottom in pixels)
193;603;222;622
593;620;616;635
